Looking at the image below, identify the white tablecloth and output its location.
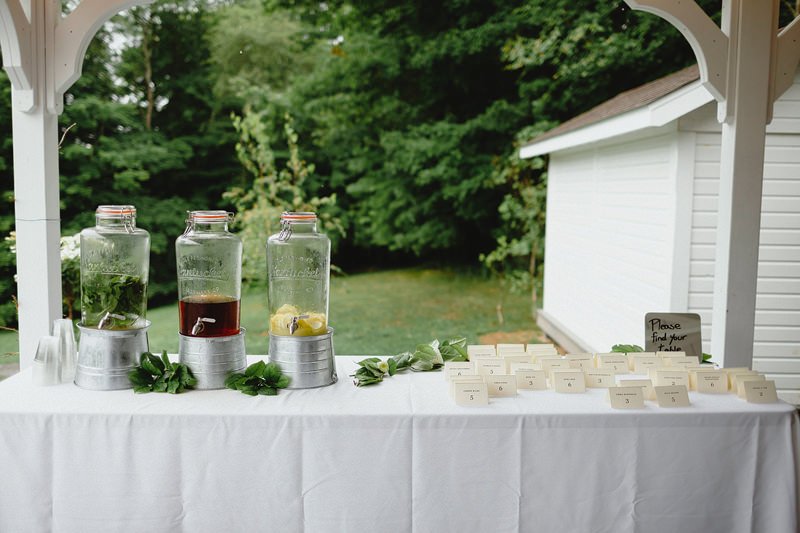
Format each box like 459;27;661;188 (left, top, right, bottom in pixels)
0;356;797;533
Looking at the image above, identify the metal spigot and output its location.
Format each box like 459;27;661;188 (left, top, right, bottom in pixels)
289;315;309;335
98;312;126;329
192;317;216;336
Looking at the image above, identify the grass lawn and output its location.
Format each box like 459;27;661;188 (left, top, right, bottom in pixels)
0;267;544;361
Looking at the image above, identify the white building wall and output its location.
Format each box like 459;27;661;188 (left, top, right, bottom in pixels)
688;129;800;403
543;132;678;352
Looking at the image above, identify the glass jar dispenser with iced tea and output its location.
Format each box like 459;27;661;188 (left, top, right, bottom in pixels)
80;205;150;330
267;212;330;337
176;211;242;337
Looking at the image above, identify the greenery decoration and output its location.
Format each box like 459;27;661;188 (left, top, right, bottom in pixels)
128;350;197;394
612;343;714;364
352;337;469;387
225;360;290;396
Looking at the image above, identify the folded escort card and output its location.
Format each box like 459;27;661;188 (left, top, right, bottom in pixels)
596;354;628;373
552;369;586;393
743;380;778;403
485;374;517;397
693;370;726;393
653;369;689;388
444;361;475;381
584;369;615;388
452;380;489;406
633;355;661;374
473;357;506;377
654;385;691;407
608;386;645;409
450;375;485;399
515;369;547;390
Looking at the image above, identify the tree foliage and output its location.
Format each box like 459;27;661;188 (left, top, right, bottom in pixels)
2;0;766;328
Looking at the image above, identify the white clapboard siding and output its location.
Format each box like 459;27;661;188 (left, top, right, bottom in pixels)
535;70;800;404
543;132;677;352
687;127;800;402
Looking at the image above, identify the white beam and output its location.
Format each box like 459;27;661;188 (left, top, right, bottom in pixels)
0;0;34;110
711;0;779;368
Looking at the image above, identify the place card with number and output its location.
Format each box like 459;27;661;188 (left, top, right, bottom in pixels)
450;376;485;399
515;369;547;390
485;374;517;397
655;385;691;408
552;369;586;393
656;351;687;359
693;370;726;393
596;354;628;373
444;361;474;381
653;369;689;388
664;357;698;369
567;356;594;370
474;357;505;377
743;380;778;403
608;386;645;409
731;371;763;392
584;369;615;388
453;381;489;406
722;367;752;389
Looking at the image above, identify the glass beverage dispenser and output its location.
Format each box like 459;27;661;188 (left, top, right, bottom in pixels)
75;205;151;390
176;210;246;389
267;212;336;388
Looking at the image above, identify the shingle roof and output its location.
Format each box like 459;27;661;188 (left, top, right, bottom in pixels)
521;64;700;148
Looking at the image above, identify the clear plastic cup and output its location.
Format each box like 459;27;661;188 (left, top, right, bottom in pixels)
32;336;60;386
53;319;77;383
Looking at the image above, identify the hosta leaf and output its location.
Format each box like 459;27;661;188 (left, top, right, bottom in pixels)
245;360;266;378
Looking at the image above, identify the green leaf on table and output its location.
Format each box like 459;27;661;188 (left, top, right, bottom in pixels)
128;351;196;394
227;361;289;396
387;358;398;376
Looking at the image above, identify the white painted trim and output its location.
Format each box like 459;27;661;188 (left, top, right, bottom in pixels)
520;82;714;158
669;131;695;311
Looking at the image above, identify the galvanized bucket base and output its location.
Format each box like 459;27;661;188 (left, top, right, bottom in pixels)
269;328;337;389
179;329;247;390
75;322;151;391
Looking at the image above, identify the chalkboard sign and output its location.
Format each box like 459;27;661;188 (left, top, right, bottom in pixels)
644;312;703;363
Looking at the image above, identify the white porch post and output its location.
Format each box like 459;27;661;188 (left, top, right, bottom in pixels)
625;0;800;368
711;0;778;367
0;0;153;369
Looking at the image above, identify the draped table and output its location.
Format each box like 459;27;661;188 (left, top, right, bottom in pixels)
0;356;798;532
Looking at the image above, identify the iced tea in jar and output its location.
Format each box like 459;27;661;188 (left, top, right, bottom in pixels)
176;210;242;337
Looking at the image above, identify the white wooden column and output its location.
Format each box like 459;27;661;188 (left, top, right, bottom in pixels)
0;0;153;369
711;0;778;367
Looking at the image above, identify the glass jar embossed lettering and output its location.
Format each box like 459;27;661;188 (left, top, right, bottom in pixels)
80;205;150;329
267;212;330;337
176;211;242;337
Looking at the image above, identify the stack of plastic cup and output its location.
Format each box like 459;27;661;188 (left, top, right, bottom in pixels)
32;336;60;386
53;319;77;383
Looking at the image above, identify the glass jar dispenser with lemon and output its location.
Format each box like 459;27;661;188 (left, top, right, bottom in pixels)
266;212;337;388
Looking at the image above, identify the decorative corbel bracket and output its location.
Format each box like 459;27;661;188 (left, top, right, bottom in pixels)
51;0;155;114
0;0;154;116
625;0;728;102
0;0;35;111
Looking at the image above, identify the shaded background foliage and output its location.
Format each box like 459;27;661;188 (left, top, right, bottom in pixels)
4;0;783;328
